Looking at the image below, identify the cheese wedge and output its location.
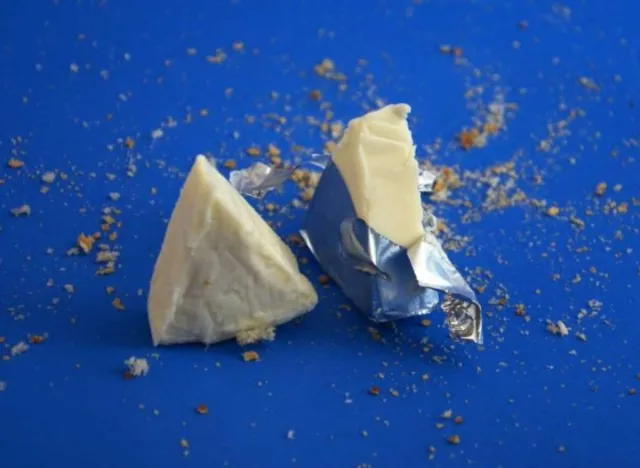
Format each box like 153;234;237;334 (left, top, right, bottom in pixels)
332;104;424;248
148;155;318;345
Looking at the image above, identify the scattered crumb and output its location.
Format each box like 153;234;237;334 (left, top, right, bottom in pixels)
447;435;461;445
546;206;560;217
287;429;295;440
246;147;261;157
112;297;125;311
242;351;260;362
195;404;209;415
77;233;95;254
7;158;24;169
41;172;57;184
11;341;29;356
124;356;149;377
10;204;31;217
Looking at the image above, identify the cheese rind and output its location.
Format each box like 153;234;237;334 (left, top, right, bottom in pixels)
148;155;318;345
331;104;424;248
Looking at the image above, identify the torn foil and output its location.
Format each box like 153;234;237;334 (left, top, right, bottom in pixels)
300;162;482;343
417;167;437;193
229;154;328;199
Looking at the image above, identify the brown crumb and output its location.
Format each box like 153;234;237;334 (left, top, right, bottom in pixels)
124;137;135;149
77;233;95;254
242;351;260;362
223;159;237;170
452;47;463;57
195;404;209;415
309;89;322;101
514;304;526;316
594;182;607;197
112;297;125;311
246;147;261;157
29;335;46;344
105;286;115;294
7;158;25;169
457;128;480;150
453;416;463;425
447;435;461;445
122;371;134;380
421;319;431;327
318;274;330;286
629;388;637;396
368;386;380;396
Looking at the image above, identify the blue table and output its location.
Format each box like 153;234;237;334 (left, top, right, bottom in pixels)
1;1;638;467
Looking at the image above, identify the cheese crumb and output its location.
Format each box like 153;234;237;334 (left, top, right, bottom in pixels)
124;357;149;377
242;351;260;362
11;341;30;356
10;205;31;217
77;233;95;254
236;327;276;345
41;172;57;183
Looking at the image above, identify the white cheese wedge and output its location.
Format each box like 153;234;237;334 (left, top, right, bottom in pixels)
331;104;424;248
148;155;318;345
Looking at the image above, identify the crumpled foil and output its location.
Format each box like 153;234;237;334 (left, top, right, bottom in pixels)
230;159;481;343
229;155;329;199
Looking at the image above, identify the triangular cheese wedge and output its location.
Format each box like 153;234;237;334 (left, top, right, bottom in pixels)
332;104;424;248
148;155;318;345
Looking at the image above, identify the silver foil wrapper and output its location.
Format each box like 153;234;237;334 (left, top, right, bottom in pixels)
230;160;482;343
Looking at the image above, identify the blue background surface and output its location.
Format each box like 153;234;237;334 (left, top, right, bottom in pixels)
1;1;639;467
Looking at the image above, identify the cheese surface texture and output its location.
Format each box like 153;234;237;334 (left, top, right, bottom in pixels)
331;104;424;248
148;155;318;345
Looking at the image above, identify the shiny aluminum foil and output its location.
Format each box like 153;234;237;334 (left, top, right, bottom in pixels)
229;155;328;199
230;159;482;343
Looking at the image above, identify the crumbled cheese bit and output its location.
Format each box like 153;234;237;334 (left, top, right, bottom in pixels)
10;204;31;217
151;128;164;139
242;351;260;362
0;381;6;391
63;284;75;294
11;341;29;356
124;356;149;377
96;250;119;263
236;327;276;345
77;233;95;254
109;192;121;201
286;430;295;440
546;206;560;217
440;409;452;419
41;172;56;184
